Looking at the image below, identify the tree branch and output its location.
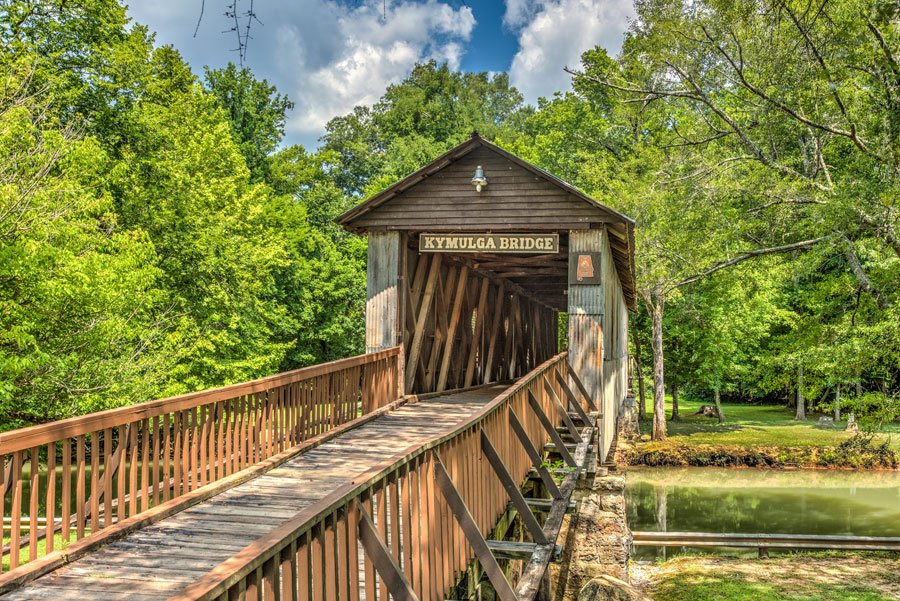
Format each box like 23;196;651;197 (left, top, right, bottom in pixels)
673;236;830;288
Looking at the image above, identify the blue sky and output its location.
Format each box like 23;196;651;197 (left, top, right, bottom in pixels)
127;0;634;149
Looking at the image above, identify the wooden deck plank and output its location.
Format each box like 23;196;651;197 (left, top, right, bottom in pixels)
2;385;505;601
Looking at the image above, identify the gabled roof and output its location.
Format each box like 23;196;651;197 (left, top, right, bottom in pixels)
336;133;634;228
336;133;637;311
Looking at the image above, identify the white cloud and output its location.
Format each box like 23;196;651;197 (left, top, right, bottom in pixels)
127;0;475;148
282;0;476;139
505;0;634;104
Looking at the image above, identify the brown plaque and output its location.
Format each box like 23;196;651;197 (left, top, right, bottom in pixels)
419;233;559;254
568;252;603;285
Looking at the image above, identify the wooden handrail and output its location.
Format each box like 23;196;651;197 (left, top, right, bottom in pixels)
0;347;401;575
165;351;586;601
0;347;400;452
633;531;900;551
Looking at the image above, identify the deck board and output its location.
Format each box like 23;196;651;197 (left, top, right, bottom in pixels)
3;385;506;601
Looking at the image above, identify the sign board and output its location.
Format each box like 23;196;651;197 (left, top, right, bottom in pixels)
568;252;603;285
419;233;559;254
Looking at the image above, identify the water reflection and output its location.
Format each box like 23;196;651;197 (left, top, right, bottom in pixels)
626;467;900;559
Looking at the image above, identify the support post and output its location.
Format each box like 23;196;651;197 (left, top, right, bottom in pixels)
366;232;401;354
554;371;593;426
358;503;419;601
480;430;549;544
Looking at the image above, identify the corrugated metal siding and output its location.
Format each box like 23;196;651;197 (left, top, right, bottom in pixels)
568;229;610;459
365;232;399;352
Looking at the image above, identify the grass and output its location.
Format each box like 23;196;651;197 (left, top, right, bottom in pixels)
2;531;79;572
638;396;900;449
633;552;900;601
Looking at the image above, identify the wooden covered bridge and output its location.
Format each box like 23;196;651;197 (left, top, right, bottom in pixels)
0;134;636;601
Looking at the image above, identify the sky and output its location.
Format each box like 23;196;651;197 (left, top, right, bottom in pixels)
126;0;634;150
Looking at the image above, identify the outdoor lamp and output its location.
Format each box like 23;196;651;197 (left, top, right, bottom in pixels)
472;165;487;192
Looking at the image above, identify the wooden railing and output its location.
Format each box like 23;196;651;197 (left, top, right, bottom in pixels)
167;351;598;601
633;531;900;558
0;348;400;573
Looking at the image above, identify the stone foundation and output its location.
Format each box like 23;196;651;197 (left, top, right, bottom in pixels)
550;473;633;601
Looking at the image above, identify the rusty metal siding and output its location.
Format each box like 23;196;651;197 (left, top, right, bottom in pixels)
568;229;610;460
365;231;400;353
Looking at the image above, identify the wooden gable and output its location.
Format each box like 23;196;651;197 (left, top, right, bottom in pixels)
337;134;637;311
344;146;617;231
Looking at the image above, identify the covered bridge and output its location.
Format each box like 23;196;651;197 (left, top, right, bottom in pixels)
337;133;637;459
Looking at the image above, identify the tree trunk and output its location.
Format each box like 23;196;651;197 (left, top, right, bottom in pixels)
835;383;841;422
650;296;667;441
795;364;806;421
671;383;680;421
713;383;725;423
633;333;646;421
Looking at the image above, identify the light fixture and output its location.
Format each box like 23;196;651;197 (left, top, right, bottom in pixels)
471;165;487;192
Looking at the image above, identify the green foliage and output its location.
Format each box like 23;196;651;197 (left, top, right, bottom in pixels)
0;60;167;427
321;61;526;196
203;63;294;182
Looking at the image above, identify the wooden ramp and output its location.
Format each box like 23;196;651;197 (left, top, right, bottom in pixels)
2;386;506;601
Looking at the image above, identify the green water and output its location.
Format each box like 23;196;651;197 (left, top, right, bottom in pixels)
625;467;900;559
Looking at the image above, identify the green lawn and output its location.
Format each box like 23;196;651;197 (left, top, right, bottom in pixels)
637;396;900;449
2;531;79;572
634;553;900;601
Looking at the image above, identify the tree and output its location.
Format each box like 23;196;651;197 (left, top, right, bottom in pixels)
322;61;527;196
0;61;170;427
203;63;294;182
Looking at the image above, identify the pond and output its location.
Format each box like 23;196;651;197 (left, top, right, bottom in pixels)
625;467;900;559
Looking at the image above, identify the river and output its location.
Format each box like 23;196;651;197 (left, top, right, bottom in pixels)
625;466;900;558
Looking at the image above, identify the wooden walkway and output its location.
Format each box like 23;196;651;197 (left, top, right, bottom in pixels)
3;386;507;601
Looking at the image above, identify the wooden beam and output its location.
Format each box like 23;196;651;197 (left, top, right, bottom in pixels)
565;363;598;412
438;266;469;392
554;371;593;427
432;451;517;601
543;376;580;439
514;423;593;601
464;279;491;388
526;391;575;467
484;282;505;383
405;254;442;391
358;504;419;601
480;430;548;544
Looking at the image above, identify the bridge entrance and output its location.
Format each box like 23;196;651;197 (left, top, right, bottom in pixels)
337;133;636;461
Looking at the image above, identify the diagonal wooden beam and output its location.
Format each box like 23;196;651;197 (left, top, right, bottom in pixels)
566;363;598;412
358;503;419;601
543;377;580;439
437;265;469;392
508;408;561;500
555;371;593;427
432;451;517;601
406;254;442;391
464;278;491;388
483;282;505;383
526;390;576;467
480;430;549;544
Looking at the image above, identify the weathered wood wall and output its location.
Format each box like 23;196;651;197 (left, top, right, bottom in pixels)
350;147;615;232
365;232;401;353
